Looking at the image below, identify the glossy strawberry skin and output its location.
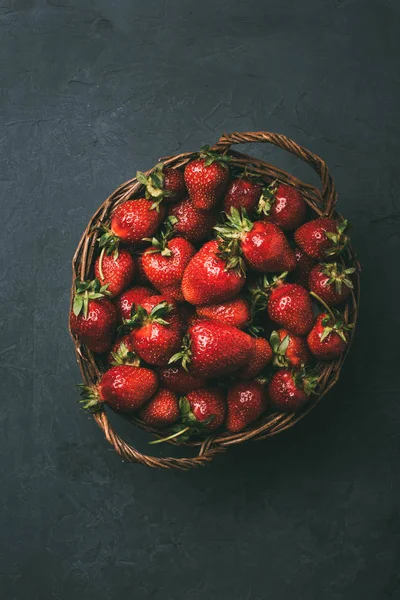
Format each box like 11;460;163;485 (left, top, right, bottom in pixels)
107;334;137;366
307;313;348;360
142;237;196;293
99;365;158;412
237;337;273;380
223;178;262;217
226;381;267;432
309;264;352;306
294;218;340;260
268;370;309;412
94;249;135;298
70;298;117;353
116;285;155;321
138;388;180;427
182;240;245;305
133;254;153;285
168;199;217;244
186;388;226;430
262;184;306;231
275;329;311;368
196;297;251;329
291;247;315;289
158;366;207;394
163;168;186;203
187;320;255;378
268;282;313;336
241;221;296;272
111;199;165;244
185;158;229;210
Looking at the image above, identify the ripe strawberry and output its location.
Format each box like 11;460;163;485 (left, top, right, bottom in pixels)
158;365;207;394
309;262;355;306
79;365;158;413
184;146;230;210
123;296;182;366
107;335;139;367
133;254;153;285
294;218;349;260
136;163;186;204
215;209;296;273
168;199;217;243
307;312;352;360
257;181;306;231
196;297;251;329
105;198;166;246
170;319;254;378
94;248;135;298
291;247;315;288
226;380;267;432
268;369;318;412
237;337;273;380
267;279;314;336
223;176;262;217
181;240;245;305
116;285;155;321
269;329;310;368
70;279;117;353
138;388;180;427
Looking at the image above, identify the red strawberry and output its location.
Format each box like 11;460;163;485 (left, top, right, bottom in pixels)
133;254;153;285
184;146;230;210
215;209;296;273
196;297;251;329
158;365;207;394
142;234;195;295
237;337;273;380
123;296;182;366
136;163;186;204
267;279;314;336
94;248;135;298
168;199;217;243
226;380;267;432
181;240;245;305
309;262;355;306
223;177;262;217
107;199;166;246
107;334;139;366
257;181;306;231
269;329;310;368
307;312;351;360
170;319;254;378
294;218;349;260
79;365;158;413
184;388;226;430
138;388;180;427
70;279;117;353
116;285;155;321
291;247;315;288
268;369;318;412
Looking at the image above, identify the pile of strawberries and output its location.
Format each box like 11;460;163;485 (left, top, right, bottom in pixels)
70;146;354;442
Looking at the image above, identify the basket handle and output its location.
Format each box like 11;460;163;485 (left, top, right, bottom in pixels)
214;131;338;216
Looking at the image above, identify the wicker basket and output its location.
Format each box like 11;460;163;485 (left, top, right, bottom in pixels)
69;131;360;470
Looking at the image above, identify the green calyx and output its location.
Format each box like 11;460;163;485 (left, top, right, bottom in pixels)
270;330;290;368
142;216;178;256
214;207;255;276
77;383;103;413
199;145;231;167
292;368;319;396
149;397;214;445
119;300;173;335
98;225;120;258
168;334;192;372
320;262;355;295
136;162;172;211
109;342;140;367
248;272;288;314
325;219;350;257
73;278;110;319
255;180;279;217
320;312;354;343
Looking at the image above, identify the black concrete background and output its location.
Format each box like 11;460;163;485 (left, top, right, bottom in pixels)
1;1;399;598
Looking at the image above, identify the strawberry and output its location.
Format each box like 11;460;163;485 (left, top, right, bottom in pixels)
107;335;139;367
181;240;245;305
196;297;251;329
170;319;254;378
94;248;135;298
237;337;273;380
226;380;267;432
267;278;314;336
133;254;153;285
103;199;166;247
70;279;117;353
268;369;318;412
168;199;217;244
269;329;310;368
291;247;315;288
158;365;207;394
215;208;296;273
138;388;180;427
79;365;158;413
116;285;155;321
122;296;182;366
184;146;230;210
223;176;262;217
257;181;306;231
294;218;349;260
307;312;352;360
136;163;186;204
309;262;355;306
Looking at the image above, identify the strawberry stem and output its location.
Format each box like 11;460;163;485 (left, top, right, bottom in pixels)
310;291;335;320
148;426;190;445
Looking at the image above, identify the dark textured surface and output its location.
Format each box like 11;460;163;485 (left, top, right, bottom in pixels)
1;1;399;598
